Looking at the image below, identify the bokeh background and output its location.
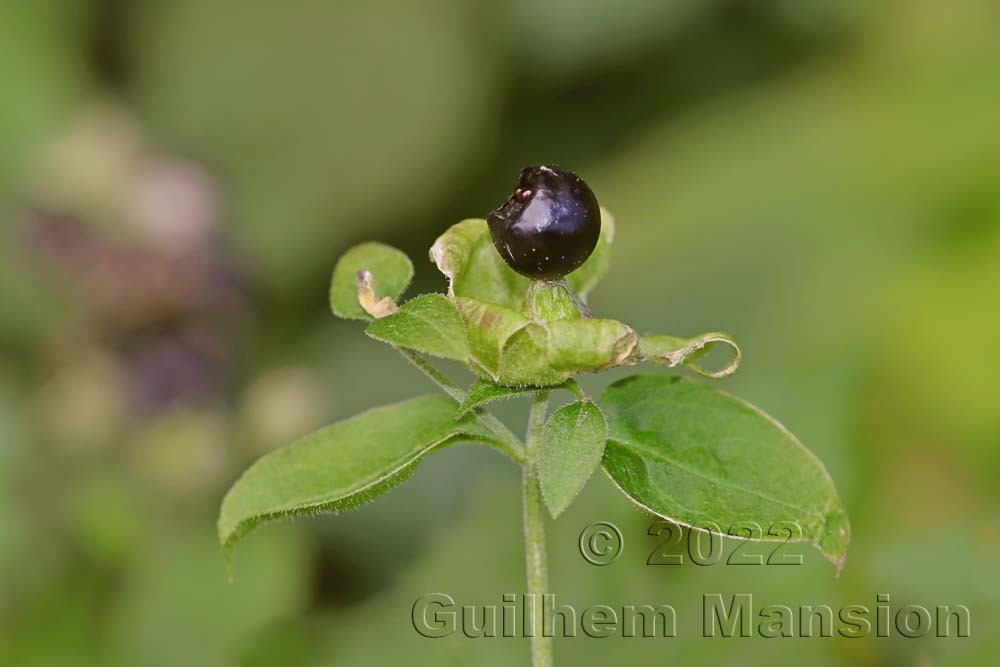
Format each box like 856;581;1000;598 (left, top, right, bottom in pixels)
1;1;998;665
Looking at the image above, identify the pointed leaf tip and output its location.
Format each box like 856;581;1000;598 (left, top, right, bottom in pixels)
218;395;495;554
599;375;849;568
539;401;608;518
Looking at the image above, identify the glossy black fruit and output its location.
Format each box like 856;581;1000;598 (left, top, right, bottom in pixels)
487;165;601;280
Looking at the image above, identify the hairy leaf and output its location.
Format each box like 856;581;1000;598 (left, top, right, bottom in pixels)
600;375;850;570
219;396;494;552
566;207;615;298
330;243;413;320
456;378;584;417
365;294;470;361
634;331;741;378
429;219;529;311
539;401;608;518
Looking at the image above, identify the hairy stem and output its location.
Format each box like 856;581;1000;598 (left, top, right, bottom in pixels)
523;391;552;667
397;347;525;462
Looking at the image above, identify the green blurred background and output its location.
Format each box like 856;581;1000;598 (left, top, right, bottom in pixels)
1;1;997;665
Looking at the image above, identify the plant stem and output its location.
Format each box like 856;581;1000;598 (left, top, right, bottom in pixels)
397;347;526;462
523;391;553;667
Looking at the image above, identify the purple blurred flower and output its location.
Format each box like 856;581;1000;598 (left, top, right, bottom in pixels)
20;109;249;418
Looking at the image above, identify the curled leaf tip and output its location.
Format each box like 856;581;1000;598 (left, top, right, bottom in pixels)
428;237;454;296
602;209;616;244
634;331;741;379
357;270;400;319
609;326;639;369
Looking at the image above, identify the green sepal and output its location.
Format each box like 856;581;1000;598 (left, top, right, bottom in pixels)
430;219;529;311
523;281;583;321
457;298;637;388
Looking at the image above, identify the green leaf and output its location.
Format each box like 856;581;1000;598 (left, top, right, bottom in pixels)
430;219;530;311
456;378;583;417
566;207;615;298
600;375;850;570
365;294;470;361
539;401;608;518
635;331;742;378
330;243;413;320
219;395;494;552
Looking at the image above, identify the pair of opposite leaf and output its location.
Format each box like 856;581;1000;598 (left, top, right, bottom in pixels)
330;212;741;390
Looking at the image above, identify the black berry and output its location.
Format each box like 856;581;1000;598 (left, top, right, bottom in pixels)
487;165;601;280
